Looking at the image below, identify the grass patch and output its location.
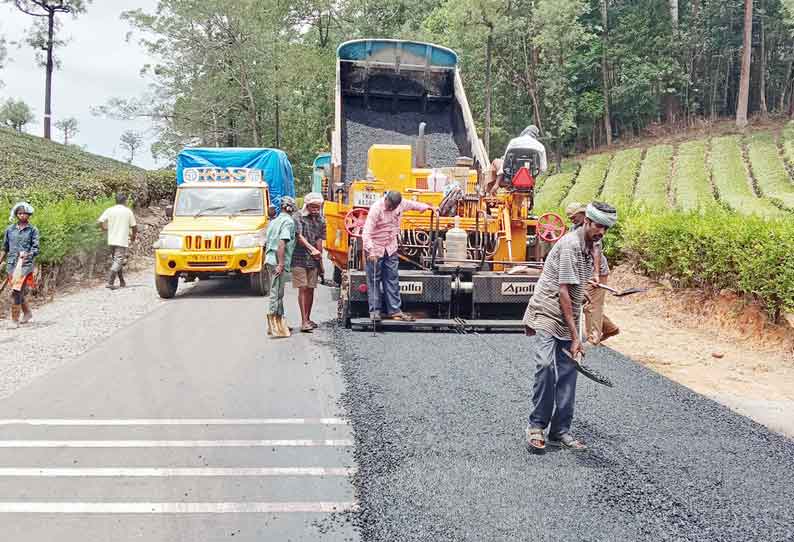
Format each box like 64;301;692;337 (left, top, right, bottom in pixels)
781;121;794;170
633;144;672;210
561;153;611;207
534;170;577;212
746;132;794;211
599;148;642;206
671;140;715;211
709;135;784;217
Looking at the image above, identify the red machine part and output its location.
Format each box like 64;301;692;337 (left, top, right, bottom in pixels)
537;212;566;243
344;208;369;238
511;166;535;190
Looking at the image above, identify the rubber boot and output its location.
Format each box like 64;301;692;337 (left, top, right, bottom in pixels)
9;305;21;330
117;269;127;288
266;314;274;336
106;271;118;290
20;302;32;324
272;315;291;338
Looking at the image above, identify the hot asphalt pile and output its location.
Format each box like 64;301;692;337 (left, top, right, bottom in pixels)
334;328;794;541
342;103;462;183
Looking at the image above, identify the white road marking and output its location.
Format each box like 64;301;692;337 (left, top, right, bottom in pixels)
0;467;356;477
0;418;348;426
0;502;359;513
0;439;353;448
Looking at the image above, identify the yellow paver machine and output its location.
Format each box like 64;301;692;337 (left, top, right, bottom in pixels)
323;39;567;331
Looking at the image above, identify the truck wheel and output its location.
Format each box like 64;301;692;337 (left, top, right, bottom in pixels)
250;268;270;296
155;274;178;299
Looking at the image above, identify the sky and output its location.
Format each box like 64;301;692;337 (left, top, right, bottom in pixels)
0;1;160;169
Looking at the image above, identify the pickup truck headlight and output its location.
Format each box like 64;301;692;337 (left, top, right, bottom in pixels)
153;234;182;250
233;230;267;249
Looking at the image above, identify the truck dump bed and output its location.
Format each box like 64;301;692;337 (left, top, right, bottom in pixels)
333;39;488;185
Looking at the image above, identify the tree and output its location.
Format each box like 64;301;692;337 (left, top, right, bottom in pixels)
0;98;35;132
0;34;7;87
600;0;612;146
5;0;91;140
119;130;142;163
736;0;753;128
54;116;78;144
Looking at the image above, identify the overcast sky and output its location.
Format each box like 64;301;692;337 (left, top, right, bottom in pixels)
0;1;160;169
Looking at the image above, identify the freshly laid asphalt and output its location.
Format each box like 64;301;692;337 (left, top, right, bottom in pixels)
335;328;794;541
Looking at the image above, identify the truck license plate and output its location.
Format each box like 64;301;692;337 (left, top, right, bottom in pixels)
191;254;227;262
501;282;534;296
353;191;379;207
399;281;423;295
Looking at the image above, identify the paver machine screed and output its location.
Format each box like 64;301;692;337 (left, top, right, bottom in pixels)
323;39;565;331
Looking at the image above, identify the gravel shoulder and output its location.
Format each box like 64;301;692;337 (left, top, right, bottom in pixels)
335;327;794;542
0;261;191;400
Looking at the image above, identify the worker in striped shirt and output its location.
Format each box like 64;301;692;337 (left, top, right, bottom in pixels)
523;202;618;453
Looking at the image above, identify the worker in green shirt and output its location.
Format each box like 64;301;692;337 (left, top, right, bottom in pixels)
264;196;298;337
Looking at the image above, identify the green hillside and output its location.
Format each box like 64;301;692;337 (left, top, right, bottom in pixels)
534;122;794;218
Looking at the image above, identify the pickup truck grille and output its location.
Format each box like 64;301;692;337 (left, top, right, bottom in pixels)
184;235;233;251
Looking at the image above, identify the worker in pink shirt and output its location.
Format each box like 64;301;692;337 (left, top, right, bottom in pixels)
362;191;433;321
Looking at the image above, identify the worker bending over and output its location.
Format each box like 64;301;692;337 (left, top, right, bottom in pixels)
486;125;548;195
523;202;618;453
362;191;432;322
565;202;619;344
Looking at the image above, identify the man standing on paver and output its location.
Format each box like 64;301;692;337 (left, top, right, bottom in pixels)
264;196;298;337
1;202;40;329
97;194;138;290
524;202;618;453
362;191;432;322
565;202;619;344
292;193;325;333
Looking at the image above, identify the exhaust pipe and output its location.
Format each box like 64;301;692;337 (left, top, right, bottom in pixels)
415;122;427;168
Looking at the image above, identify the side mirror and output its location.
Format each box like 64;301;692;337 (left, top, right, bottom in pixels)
165;205;173;220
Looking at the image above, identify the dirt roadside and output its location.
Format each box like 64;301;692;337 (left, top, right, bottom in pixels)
602;265;794;438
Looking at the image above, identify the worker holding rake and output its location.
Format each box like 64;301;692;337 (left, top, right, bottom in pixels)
523;202;618;453
1;202;40;329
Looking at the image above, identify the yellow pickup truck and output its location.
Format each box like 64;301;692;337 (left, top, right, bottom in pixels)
153;148;296;299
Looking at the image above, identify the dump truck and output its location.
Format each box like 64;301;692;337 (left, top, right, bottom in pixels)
324;39;566;331
153;147;296;299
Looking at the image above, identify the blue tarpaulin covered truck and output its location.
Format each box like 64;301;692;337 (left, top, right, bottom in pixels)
152;147;296;299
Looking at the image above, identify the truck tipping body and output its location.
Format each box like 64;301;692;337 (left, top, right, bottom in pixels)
330;39;488;189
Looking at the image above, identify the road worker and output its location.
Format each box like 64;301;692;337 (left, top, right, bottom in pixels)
264;196;298;337
565;202;620;344
524;202;618;453
1;202;40;329
362;191;432;322
485;125;548;195
97;193;138;290
292;192;326;332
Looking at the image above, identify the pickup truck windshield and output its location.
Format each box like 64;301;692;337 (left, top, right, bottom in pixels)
175;187;265;217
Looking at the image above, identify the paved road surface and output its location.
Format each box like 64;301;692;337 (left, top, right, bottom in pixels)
0;278;357;541
336;328;794;541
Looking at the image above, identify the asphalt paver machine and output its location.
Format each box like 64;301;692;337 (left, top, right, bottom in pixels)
323;39;567;331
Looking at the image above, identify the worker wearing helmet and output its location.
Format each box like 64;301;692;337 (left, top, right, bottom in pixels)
292;192;326;332
1;202;40;329
523;202;618;453
264;196;298;337
565;202;619;344
362;191;433;322
485;124;547;196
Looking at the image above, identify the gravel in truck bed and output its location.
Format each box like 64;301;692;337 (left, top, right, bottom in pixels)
334;328;794;542
342;103;464;183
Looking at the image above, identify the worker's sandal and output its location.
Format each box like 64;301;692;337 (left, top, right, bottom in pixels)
525;427;546;454
547;433;587;451
388;312;415;322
